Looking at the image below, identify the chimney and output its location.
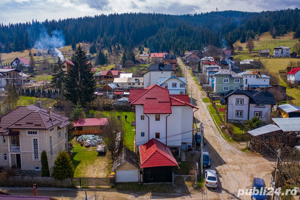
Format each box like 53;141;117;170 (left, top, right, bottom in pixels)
49;107;52;120
37;101;42;108
33;184;38;196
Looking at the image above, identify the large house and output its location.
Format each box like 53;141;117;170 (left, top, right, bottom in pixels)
212;69;243;94
183;52;201;64
287;67;300;84
273;46;290;57
157;75;186;94
114;77;144;89
238;70;271;90
129;84;198;155
0;69;29;88
95;70;120;83
150;53;166;64
0;105;70;174
11;57;30;68
223;90;275;123
143;64;174;88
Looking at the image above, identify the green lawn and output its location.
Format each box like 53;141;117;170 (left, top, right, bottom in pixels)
17;96;57;107
32;75;53;81
231;123;245;134
71;143;111;178
202;97;210;103
102;111;135;151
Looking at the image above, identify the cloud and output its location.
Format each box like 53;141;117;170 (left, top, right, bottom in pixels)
131;1;138;8
69;0;110;10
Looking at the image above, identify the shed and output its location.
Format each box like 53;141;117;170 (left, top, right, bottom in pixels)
139;138;178;183
278;104;300;118
112;147;139;182
290;52;298;58
258;49;270;57
74;118;108;135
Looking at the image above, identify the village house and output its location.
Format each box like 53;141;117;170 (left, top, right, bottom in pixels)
223;89;275;123
238;70;271;90
201;62;220;74
157;75;186;94
163;55;177;64
120;73;133;79
143;63;174;88
278;104;300;118
0;105;70;174
287;67;300;84
212;69;243;94
62;60;93;74
221;50;232;59
258;49;270;57
150;53;166;64
74;118;108;135
0;69;29;88
273;46;290;57
183;52;201;64
138;54;150;63
128;77;144;89
290;52;298;58
11;57;30;68
129;84;198;156
95;70;120;83
102;83;119;91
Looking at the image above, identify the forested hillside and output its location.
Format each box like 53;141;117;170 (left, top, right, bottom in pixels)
0;9;300;54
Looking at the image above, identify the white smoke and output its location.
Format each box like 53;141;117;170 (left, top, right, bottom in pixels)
55;48;64;61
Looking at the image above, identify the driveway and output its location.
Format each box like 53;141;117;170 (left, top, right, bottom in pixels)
178;58;276;199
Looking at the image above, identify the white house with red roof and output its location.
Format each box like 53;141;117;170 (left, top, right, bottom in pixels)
129;84;198;155
11;57;30;68
287;67;300;84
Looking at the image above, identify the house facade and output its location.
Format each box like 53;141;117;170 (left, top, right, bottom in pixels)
224;90;275;123
212;69;243;94
143;64;173;88
150;53;166;64
96;70;120;83
184;52;200;63
273;46;290;57
0;69;28;88
138;54;150;63
0;105;70;174
157;75;186;94
238;70;271;90
258;49;270;57
287;67;300;84
11;57;30;68
74;118;108;135
129;85;198;155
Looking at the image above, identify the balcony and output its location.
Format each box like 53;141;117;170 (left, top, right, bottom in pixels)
10;145;20;153
75;129;103;136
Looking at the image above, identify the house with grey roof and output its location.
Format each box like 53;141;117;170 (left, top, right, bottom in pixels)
143;64;174;88
0;105;71;175
157;75;186;94
278;104;300;118
223;89;276;123
273;46;290;57
238;70;271;90
212;69;243;94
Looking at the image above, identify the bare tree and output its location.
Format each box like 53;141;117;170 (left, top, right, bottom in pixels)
293;42;300;55
263;69;279;86
246;38;254;54
204;45;221;57
268;88;283;105
124;60;134;68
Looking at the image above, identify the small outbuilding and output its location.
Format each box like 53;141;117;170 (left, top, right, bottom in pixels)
278;104;300;118
290;52;298;58
112;147;140;183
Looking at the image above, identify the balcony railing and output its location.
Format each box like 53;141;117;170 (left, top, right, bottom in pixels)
75;129;103;136
10;145;20;152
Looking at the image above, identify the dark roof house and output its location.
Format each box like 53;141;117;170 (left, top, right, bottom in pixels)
148;64;174;71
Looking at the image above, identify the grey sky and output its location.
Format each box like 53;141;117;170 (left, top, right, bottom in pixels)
0;0;299;25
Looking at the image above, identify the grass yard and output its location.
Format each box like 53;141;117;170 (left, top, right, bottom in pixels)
231;123;245;134
260;58;300;74
71;143;111;178
32;74;53;81
17;96;57;107
102;111;135;151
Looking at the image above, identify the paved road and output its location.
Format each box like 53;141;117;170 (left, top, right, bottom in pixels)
178;58;276;199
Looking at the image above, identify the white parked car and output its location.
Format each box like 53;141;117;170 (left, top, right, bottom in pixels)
205;169;218;188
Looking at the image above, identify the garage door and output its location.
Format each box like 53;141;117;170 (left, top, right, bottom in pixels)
116;170;139;182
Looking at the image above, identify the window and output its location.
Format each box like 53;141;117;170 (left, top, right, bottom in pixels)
155;132;160;139
223;86;229;91
50;127;54;132
58;131;62;139
223;78;229;83
155;114;160;121
28;131;37;135
254;111;262;118
234;79;240;83
172;83;177;88
2;136;5;144
245;79;248;85
60;146;63;152
234;86;240;90
33;139;38;160
50;136;53;156
141;115;145;120
3;153;7;161
256;104;265;107
236;98;244;105
180;84;184;88
34;166;40;171
141;132;145;137
236;110;243;118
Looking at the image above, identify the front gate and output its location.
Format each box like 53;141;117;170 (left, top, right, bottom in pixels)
72;177;110;188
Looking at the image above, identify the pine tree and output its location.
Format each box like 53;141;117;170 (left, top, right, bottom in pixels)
64;45;96;107
95;50;107;66
41;151;50;177
89;44;96;55
29;50;35;70
51;58;65;93
71;37;76;51
295;26;300;39
52;151;74;181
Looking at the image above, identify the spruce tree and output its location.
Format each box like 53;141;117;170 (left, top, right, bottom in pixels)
52;151;74;181
51;57;65;93
41;151;50;177
64;45;96;107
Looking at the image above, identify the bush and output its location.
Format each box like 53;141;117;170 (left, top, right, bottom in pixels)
41;151;50;177
52;151;74;181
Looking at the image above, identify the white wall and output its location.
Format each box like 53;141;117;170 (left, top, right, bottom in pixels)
287;71;300;83
227;95;249;122
161;78;185;94
181;106;193;144
249;104;272;123
143;71;173;88
273;48;290;57
135;105;150;146
243;75;270;89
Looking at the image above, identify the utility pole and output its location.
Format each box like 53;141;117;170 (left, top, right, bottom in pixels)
272;149;281;200
191;86;193;105
200;122;204;178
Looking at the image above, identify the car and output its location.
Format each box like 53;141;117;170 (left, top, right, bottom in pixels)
203;152;211;168
251;178;267;200
195;132;206;146
205;169;218;188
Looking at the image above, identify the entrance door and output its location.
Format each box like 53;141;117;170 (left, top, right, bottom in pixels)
16;154;21;168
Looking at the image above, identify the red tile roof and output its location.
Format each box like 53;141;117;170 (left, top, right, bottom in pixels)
114;91;124;95
16;57;30;65
139;138;178;168
64;60;74;66
101;70;119;76
287;67;300;75
203;61;216;65
74;118;108;127
129;85;198;114
0;105;70;135
150;53;165;58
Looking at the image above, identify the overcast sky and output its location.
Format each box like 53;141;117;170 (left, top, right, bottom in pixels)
1;0;300;25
